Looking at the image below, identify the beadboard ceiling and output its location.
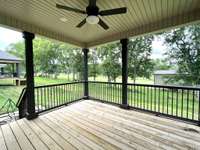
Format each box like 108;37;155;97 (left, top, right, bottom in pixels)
0;0;200;47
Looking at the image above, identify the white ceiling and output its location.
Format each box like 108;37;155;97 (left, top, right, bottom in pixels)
0;0;199;47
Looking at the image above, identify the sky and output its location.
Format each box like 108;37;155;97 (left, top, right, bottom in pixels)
0;27;167;59
0;27;22;50
151;36;167;59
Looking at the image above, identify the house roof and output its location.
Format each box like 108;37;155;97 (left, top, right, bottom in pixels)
0;51;21;64
154;70;177;75
0;0;199;47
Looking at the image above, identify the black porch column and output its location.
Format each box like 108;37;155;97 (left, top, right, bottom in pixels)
1;67;4;75
23;31;38;120
82;48;89;99
120;39;129;109
12;64;15;77
16;63;19;77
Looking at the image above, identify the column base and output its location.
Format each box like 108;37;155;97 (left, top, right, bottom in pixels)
83;96;89;100
26;113;38;120
120;104;130;109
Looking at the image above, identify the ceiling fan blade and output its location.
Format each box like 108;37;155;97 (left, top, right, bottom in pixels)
99;7;127;16
98;18;109;30
76;18;87;28
56;4;86;14
89;0;97;7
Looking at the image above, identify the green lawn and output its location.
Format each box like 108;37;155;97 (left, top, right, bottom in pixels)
88;75;153;84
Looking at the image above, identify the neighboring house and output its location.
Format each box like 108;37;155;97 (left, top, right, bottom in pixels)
0;64;6;75
0;50;21;78
154;70;178;85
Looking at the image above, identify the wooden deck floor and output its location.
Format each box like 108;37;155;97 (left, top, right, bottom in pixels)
1;100;200;150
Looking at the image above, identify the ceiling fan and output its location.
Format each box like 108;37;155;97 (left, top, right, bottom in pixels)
56;0;127;30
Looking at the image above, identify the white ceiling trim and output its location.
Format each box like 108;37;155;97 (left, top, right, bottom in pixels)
0;12;86;48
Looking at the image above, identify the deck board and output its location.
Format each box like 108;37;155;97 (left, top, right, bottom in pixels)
0;127;7;150
0;100;200;150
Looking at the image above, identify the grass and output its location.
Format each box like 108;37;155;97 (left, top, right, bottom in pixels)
88;75;153;84
0;75;199;122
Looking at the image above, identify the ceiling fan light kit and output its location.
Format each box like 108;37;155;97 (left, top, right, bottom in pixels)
86;16;99;25
56;0;127;30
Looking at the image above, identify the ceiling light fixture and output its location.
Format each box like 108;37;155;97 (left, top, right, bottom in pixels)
86;15;99;25
60;17;68;22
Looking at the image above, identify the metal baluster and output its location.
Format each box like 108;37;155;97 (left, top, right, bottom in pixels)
172;89;174;115
158;88;160;113
181;89;184;118
143;86;145;109
150;86;153;111
187;90;189;119
198;90;200;125
176;89;178;117
192;90;195;120
162;88;165;113
166;88;169;114
154;87;156;111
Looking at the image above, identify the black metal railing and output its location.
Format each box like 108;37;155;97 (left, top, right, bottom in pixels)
16;88;27;118
127;83;200;124
34;82;84;113
17;82;84;117
16;80;200;125
89;81;200;125
89;81;122;105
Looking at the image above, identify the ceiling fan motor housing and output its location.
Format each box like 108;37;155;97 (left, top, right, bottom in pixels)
86;6;99;16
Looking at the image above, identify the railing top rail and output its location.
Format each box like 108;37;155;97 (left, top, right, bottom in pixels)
88;81;200;90
34;81;84;88
127;83;200;90
16;87;26;107
88;81;122;84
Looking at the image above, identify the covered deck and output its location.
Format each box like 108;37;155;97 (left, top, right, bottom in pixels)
1;100;200;150
0;1;200;150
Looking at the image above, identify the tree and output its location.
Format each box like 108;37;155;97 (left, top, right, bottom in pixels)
57;44;75;80
6;41;25;74
89;48;99;80
71;49;84;80
128;36;154;83
153;58;173;71
163;25;200;85
97;43;121;82
33;38;60;78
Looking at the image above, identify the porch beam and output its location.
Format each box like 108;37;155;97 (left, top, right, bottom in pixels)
120;38;129;109
23;31;38;120
83;48;89;99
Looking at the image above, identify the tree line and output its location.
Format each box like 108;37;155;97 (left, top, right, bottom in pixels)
6;24;200;85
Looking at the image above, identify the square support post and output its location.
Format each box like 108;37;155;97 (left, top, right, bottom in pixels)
23;31;38;120
1;67;4;75
83;48;89;99
16;63;19;77
12;64;15;77
120;39;129;109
